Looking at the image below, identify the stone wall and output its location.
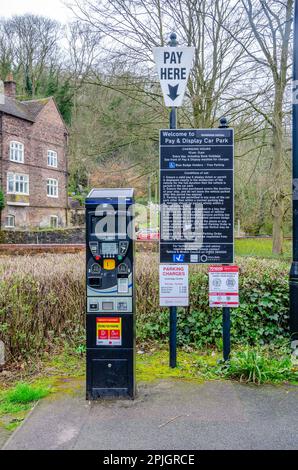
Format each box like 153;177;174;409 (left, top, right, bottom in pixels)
0;228;159;252
0;227;85;244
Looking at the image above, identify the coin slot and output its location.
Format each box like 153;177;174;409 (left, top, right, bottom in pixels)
118;263;128;274
91;264;101;273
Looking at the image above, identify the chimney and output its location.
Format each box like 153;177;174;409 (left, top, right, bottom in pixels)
4;73;16;99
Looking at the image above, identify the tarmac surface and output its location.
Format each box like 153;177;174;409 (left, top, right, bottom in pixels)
2;379;298;450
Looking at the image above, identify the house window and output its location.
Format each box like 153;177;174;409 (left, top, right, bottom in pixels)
50;215;58;228
5;215;15;228
47;178;58;198
47;150;57;168
7;173;29;195
10;141;24;163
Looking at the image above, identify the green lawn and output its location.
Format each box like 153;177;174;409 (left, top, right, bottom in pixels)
235;238;292;259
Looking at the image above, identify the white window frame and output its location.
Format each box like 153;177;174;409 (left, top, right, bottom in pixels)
9;141;24;163
5;215;15;228
7;172;29;195
47;178;58;198
50;215;58;228
47;150;58;168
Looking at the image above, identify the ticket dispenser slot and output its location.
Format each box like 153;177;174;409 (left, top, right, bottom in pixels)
85;188;135;399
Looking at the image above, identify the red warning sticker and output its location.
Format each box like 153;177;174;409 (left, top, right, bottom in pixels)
96;317;122;346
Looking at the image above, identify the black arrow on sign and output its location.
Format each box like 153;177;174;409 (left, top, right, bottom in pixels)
168;84;179;101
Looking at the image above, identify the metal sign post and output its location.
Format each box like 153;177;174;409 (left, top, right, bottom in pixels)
219;118;231;362
169;35;178;368
222;307;231;361
162;32;186;368
208;264;239;361
169;102;177;369
155;34;234;366
290;0;298;346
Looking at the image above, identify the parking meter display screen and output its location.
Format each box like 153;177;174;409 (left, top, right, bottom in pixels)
101;243;118;255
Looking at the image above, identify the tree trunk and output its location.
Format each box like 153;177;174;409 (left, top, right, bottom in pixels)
272;192;284;254
252;192;266;236
271;91;285;255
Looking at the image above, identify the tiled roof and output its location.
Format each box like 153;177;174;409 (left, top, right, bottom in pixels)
0;96;35;121
21;98;51;120
0;96;50;122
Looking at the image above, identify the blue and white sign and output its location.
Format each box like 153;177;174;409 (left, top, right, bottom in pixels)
173;254;185;262
153;46;195;107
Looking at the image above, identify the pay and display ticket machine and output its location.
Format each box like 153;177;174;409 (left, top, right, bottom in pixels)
85;188;136;399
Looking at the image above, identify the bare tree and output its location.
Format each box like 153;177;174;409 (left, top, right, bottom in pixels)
227;0;294;253
69;0;293;247
65;20;102;82
69;0;251;127
0;21;13;80
168;0;248;127
68;0;269;188
5;14;62;97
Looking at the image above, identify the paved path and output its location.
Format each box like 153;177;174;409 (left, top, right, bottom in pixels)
2;379;298;450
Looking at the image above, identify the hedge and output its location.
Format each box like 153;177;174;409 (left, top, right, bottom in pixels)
0;253;290;361
136;255;290;348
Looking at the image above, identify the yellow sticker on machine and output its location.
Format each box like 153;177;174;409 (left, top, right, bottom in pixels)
96;317;122;346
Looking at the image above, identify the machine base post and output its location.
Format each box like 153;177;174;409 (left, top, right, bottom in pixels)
223;307;231;361
290;261;298;347
169;306;177;368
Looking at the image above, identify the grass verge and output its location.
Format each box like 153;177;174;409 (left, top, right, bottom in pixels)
0;382;50;432
223;349;298;384
235;238;291;259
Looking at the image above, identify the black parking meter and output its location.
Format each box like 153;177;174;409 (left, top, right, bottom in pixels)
85;189;136;399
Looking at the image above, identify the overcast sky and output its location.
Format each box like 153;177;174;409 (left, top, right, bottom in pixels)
0;0;74;22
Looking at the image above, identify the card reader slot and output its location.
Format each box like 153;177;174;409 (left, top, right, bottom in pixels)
89;277;102;287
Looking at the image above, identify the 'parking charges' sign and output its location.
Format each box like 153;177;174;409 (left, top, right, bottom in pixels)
159;264;189;307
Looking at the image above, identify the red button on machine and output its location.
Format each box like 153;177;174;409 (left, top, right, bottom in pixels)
95;255;101;261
